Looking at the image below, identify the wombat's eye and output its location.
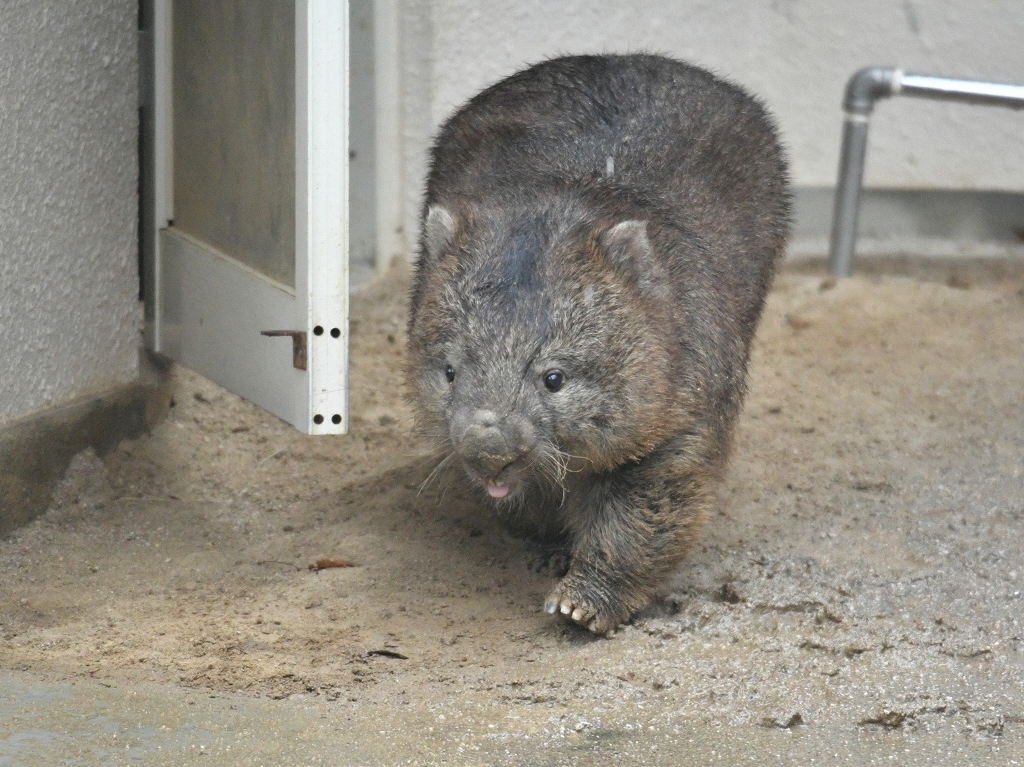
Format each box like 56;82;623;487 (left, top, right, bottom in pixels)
444;364;456;383
542;370;565;392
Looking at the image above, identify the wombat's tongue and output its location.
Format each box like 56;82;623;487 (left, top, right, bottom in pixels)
486;482;510;499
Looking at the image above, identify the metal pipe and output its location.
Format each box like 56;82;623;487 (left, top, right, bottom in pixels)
898;74;1024;109
827;67;899;276
827;68;1024;277
826;116;872;277
842;66;900;114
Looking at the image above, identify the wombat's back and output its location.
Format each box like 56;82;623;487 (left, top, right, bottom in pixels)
420;54;789;331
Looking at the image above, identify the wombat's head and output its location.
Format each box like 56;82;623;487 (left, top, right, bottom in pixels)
407;197;683;502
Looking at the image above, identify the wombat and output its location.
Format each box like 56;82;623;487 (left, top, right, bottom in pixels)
407;54;790;634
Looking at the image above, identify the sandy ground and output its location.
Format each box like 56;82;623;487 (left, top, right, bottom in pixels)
2;257;1024;765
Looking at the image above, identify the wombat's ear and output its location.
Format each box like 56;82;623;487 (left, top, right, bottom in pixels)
424;205;458;262
599;220;669;301
600;220;652;267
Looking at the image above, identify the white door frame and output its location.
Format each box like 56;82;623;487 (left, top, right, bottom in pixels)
373;0;405;271
148;0;349;435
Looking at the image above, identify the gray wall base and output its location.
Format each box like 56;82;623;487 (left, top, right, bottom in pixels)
0;351;174;538
792;187;1024;259
790;184;1024;240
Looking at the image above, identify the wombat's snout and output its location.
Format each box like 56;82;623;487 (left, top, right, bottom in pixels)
457;410;533;494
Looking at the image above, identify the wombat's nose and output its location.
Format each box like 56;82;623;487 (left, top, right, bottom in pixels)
460;411;517;476
470;409;500;428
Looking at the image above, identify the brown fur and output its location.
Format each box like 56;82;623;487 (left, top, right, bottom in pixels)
406;54;790;633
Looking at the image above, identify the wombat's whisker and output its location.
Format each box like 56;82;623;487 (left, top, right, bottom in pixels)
407;448;449;474
417;451;458;496
526;445;569;508
544;442;593;473
548;445;591;472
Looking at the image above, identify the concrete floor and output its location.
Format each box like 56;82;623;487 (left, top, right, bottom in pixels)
3;255;1024;767
4;669;1021;766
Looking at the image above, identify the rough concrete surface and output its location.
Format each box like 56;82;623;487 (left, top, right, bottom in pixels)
0;350;173;538
1;258;1023;765
0;0;139;425
397;3;1024;245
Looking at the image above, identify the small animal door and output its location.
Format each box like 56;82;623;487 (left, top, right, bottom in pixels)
143;0;349;434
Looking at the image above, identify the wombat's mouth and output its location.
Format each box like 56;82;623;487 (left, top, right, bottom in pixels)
475;470;521;500
485;480;511;499
461;461;527;501
460;446;532;499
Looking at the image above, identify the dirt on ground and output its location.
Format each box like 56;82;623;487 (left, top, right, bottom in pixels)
2;257;1024;764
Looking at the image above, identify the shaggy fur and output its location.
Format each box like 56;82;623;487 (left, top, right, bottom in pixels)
406;54;790;633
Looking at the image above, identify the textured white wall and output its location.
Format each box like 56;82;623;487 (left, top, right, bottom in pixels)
399;0;1024;244
0;1;139;426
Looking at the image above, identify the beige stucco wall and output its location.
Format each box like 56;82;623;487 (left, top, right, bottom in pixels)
0;0;139;426
398;0;1024;248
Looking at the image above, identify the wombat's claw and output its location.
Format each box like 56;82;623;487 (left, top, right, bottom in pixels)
544;593;610;634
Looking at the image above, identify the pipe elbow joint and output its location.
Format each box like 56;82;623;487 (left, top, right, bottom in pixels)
844;66;899;115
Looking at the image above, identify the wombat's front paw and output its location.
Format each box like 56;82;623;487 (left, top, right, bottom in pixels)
526;542;571;578
544;576;632;636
